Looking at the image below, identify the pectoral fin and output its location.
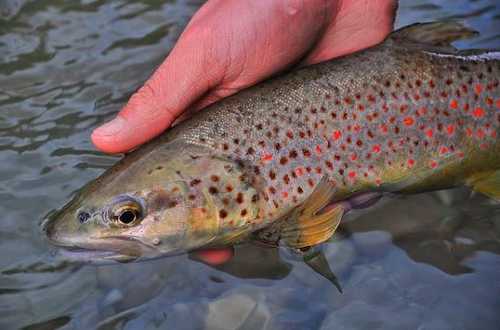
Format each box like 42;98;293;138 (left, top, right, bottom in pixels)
281;177;345;249
468;170;500;200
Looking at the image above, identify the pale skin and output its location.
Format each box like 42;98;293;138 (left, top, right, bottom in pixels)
91;0;397;265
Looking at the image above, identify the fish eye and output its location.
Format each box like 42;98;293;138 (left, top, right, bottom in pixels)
78;211;91;224
117;209;139;224
109;197;143;226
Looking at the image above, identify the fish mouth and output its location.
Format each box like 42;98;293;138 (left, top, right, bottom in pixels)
57;246;137;263
47;236;152;263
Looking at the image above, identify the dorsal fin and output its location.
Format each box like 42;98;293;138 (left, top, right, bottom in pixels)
390;22;478;52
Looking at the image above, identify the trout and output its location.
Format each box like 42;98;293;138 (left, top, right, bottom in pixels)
43;23;500;276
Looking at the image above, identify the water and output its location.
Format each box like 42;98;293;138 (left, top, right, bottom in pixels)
1;0;499;329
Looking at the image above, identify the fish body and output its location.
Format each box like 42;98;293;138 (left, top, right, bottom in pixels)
44;23;500;261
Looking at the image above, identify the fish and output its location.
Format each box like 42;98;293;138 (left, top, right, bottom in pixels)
42;22;500;283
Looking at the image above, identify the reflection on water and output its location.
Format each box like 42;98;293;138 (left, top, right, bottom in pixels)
1;0;499;329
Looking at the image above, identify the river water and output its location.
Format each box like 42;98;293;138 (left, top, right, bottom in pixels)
1;0;499;329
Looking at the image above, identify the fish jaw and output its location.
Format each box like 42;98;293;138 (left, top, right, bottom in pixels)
42;214;157;262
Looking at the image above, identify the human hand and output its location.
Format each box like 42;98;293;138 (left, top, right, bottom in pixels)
91;0;396;153
91;0;396;265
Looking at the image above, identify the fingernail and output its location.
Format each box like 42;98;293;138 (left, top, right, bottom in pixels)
92;116;127;137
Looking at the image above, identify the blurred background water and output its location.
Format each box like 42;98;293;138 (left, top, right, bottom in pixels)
0;0;499;329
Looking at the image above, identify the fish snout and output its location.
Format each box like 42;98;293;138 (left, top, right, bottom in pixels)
41;216;63;245
41;213;79;247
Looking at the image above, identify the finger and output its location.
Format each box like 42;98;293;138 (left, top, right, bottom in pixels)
190;247;234;266
302;0;397;66
91;17;221;153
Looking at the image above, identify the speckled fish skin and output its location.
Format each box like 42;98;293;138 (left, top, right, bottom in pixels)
175;31;500;222
45;23;500;260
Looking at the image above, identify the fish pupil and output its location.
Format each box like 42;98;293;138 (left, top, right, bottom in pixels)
118;210;136;224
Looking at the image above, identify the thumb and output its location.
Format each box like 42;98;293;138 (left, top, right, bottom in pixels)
91;30;218;153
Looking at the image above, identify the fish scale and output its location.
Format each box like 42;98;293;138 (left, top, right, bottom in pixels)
176;28;500;224
45;22;500;262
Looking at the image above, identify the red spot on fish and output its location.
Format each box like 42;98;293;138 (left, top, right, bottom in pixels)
446;125;455;136
348;171;356;179
426;129;434;138
407;159;415;167
315;145;323;155
261;154;273;162
286;131;294;139
486;97;493;106
430;160;438;169
403;117;414;126
282;191;288;199
440;146;449;154
476;129;485;139
496;99;500;109
380;124;388;134
375;178;382;186
473;107;485;118
449;99;458;109
295;167;304;177
332;130;342;140
474;84;483;95
351;153;358;161
372;145;381;153
466;127;473;137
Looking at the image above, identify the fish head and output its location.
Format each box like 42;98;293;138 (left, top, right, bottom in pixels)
43;142;260;262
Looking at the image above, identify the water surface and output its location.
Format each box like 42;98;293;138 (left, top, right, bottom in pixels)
1;0;499;329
